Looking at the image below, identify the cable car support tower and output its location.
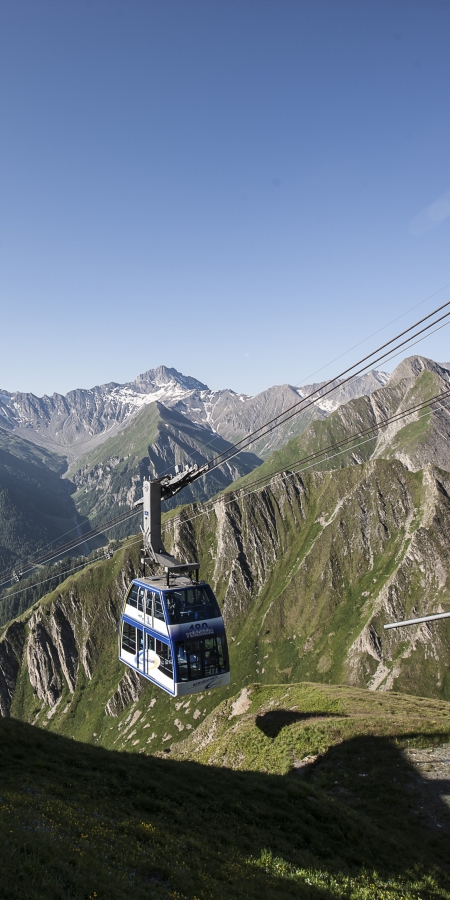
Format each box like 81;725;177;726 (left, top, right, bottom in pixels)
133;464;209;584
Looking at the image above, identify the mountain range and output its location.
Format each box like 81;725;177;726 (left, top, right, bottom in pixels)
0;364;388;461
230;354;450;491
0;362;389;570
1;354;449;900
1;354;450;731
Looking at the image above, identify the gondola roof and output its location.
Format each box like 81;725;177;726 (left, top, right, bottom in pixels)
133;575;203;589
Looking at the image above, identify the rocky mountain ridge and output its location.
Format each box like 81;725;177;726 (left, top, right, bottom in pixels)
230;356;450;495
69;400;262;530
0;364;389;462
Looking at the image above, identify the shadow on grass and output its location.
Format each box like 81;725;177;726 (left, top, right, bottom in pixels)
255;709;344;738
0;718;449;900
301;732;450;862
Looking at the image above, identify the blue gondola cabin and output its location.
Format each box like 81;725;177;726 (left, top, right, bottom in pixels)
119;575;230;696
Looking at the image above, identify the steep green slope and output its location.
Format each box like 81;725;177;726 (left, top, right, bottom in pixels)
170;681;450;770
3;457;450;747
0;428;67;474
1;701;449;900
0;550;115;627
69;401;261;535
0;427;86;571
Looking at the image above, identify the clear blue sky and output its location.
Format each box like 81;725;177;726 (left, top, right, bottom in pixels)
1;0;450;397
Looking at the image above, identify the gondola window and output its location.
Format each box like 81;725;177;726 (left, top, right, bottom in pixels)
154;593;165;621
122;622;136;654
146;591;155;616
156;640;173;677
137;587;145;613
166;585;221;625
127;585;139;610
175;635;228;681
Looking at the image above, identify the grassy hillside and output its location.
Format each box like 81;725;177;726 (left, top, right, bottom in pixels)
169;680;450;770
2;454;450;897
1;686;450;900
0;427;86;572
68;402;161;475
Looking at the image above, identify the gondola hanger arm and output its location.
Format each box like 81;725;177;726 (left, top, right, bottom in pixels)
133;462;209;508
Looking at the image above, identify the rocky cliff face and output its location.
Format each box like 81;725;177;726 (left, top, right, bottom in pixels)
166;459;450;702
2;455;449;752
0;556;132;719
0;620;25;716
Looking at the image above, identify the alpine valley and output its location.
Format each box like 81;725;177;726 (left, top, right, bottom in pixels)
0;363;387;569
1;356;450;900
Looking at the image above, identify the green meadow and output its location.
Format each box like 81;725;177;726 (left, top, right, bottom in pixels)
1;681;450;900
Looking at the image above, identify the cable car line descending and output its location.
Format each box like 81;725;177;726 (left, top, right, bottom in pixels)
160;387;450;535
290;280;450;390
1;298;449;589
5;385;449;607
202;300;450;475
20;381;450;582
4;382;450;697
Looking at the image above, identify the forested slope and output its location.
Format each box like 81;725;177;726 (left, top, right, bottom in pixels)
0;427;86;571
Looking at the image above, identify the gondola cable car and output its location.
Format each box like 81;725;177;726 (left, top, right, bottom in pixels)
118;466;230;697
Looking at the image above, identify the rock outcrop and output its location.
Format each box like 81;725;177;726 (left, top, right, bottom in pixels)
27;600;79;706
105;669;144;717
0;621;25;716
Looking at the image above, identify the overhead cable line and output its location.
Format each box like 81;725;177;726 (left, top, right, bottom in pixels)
4;389;449;603
1;533;143;604
160;388;450;533
202;301;450;473
0;507;141;588
141;283;450;484
291;281;450;388
2;300;450;586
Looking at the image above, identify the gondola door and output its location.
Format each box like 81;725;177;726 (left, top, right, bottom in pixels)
145;632;160;672
135;626;144;672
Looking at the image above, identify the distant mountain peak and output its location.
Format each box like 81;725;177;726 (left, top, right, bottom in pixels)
386;355;450;386
133;365;208;393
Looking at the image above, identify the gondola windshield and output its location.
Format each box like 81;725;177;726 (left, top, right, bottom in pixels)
175;634;228;681
165;585;220;624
